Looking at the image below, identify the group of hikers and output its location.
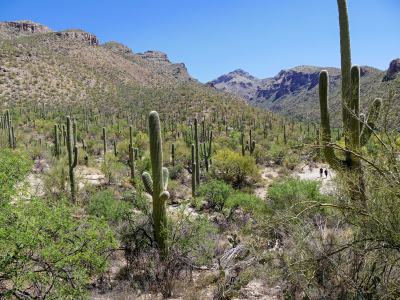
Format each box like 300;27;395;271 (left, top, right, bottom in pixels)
320;167;328;178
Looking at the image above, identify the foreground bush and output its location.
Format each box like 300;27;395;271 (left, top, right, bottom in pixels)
0;199;117;299
0;148;32;204
212;149;260;185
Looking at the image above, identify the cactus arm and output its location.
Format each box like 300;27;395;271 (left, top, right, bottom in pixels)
162;167;169;191
142;172;153;196
160;191;170;202
319;70;345;170
359;113;365;133
360;98;382;147
72;146;78;168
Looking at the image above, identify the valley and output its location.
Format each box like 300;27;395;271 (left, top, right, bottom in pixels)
1;8;400;299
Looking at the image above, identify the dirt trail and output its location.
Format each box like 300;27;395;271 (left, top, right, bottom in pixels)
294;164;335;194
254;164;335;200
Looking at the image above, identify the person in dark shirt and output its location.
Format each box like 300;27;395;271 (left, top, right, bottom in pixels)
324;169;328;178
320;168;323;178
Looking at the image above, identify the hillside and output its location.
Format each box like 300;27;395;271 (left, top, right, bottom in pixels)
0;20;245;114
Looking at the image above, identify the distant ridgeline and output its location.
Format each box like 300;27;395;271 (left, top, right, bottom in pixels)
211;60;400;126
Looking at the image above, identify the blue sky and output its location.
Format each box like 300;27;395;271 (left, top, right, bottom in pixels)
1;0;399;83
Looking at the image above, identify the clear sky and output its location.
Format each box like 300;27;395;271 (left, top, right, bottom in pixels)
1;0;399;83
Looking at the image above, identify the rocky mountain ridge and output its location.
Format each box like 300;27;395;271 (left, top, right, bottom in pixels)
212;63;397;124
0;20;199;85
0;20;53;38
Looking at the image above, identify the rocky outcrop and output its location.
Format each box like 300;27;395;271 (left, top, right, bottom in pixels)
205;81;216;89
102;41;133;55
211;69;264;101
0;20;52;39
55;29;99;46
137;50;171;65
137;50;199;83
383;59;400;81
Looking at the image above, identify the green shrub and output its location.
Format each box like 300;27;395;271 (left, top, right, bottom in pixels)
196;180;232;211
226;190;271;216
0;149;32;204
86;189;131;223
267;178;329;215
0;198;117;299
266;144;287;165
212;149;260;185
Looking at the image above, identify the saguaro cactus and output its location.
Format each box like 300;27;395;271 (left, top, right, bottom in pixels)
191;144;196;197
6;110;14;149
141;111;169;255
194;117;200;186
54;124;60;158
319;0;382;203
66;116;78;203
172;143;175;166
103;127;107;159
202;130;213;171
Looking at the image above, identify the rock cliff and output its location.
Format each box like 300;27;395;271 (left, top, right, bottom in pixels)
383;58;400;81
137;50;199;83
55;29;99;46
0;20;52;39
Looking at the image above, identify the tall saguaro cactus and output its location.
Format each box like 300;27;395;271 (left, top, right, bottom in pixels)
66;116;78;203
319;0;382;203
194;117;200;186
54;124;60;158
141;111;170;256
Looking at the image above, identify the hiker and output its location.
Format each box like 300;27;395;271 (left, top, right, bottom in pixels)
320;168;323;178
324;168;328;178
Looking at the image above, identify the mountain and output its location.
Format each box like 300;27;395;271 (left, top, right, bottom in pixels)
0;20;245;113
212;63;398;125
210;69;266;101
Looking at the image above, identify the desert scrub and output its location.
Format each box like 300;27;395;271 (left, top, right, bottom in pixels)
212;148;260;185
267;178;331;216
196;180;232;211
0;197;117;299
0;148;33;204
86;189;132;224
